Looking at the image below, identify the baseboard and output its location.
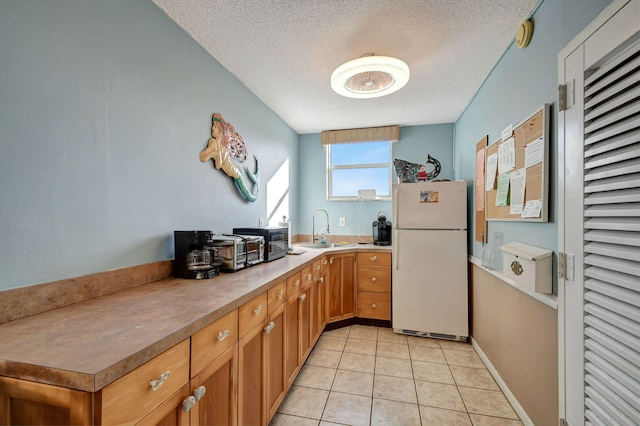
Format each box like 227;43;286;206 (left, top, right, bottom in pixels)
471;337;534;426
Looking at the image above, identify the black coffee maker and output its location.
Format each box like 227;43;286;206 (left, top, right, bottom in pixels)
174;230;221;279
372;211;392;246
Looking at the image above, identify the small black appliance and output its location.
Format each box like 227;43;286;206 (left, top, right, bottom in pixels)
372;211;392;246
174;230;221;279
232;226;288;262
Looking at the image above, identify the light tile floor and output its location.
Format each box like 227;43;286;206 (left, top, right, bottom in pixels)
271;325;523;426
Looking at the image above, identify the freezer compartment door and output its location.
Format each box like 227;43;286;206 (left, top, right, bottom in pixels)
393;181;467;230
392;229;468;338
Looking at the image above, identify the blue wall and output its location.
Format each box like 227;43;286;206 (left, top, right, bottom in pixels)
454;0;612;291
298;124;454;238
0;0;299;290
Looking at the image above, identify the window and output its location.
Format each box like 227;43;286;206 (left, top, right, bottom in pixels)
327;141;392;200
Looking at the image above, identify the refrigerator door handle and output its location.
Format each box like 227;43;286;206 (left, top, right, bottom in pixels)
394;232;399;270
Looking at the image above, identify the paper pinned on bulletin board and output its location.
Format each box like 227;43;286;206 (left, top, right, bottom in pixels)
486;153;498;191
509;168;526;215
525;137;544;168
495;173;510;206
522;199;543;218
497;137;516;175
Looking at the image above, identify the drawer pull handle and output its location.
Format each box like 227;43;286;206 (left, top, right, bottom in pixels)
217;329;230;342
299;293;307;302
150;370;170;392
307;273;312;281
371;303;377;309
278;289;285;300
370;255;378;262
316;265;321;271
254;304;263;316
323;259;328;265
264;321;275;334
294;279;300;287
329;257;334;264
371;277;377;283
194;385;207;401
182;395;196;412
320;277;324;283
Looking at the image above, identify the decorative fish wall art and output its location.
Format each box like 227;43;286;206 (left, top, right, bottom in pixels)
200;113;260;202
393;154;442;183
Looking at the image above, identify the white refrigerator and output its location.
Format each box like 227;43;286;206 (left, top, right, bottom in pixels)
392;180;468;341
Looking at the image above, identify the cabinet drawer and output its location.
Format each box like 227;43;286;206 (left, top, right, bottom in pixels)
191;309;238;377
357;266;391;293
239;292;268;337
268;280;287;312
357;252;391;267
301;265;313;288
286;272;302;299
312;260;322;281
100;339;190;426
357;292;391;321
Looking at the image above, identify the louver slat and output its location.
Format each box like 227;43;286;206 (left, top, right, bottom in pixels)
584;230;640;248
581;37;640;425
585;217;640;231
584;243;640;262
584;253;640;275
586;203;640;216
585;173;640;193
585;266;640;293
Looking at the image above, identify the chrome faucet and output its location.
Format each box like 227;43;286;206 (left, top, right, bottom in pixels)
311;208;330;244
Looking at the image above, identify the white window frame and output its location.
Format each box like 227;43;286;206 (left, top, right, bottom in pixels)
325;141;393;201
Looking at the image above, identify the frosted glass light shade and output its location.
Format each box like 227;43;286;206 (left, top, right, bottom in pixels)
331;55;410;99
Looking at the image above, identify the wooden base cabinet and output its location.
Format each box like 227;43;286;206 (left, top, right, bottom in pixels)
327;253;356;322
238;322;266;426
357;252;392;321
0;377;92;425
265;303;286;423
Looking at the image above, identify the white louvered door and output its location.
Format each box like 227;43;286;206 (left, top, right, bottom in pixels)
562;1;640;424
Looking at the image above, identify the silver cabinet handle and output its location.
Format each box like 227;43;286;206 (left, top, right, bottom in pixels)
316;265;321;271
217;329;230;342
278;289;285;300
320;277;324;283
371;277;377;283
307;273;312;281
323;259;328;265
299;293;307;302
371;303;377;309
294;279;300;287
264;321;275;334
150;370;170;392
330;257;334;264
182;395;196;412
194;385;206;401
254;304;263;316
370;255;378;262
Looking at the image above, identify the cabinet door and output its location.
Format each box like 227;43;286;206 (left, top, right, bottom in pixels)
298;287;312;362
327;254;356;322
136;384;190;426
238;322;266;426
285;295;300;389
318;274;327;333
188;345;238;426
0;377;91;426
265;303;286;423
310;278;320;343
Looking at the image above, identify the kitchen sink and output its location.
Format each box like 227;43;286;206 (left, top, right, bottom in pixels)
298;243;355;249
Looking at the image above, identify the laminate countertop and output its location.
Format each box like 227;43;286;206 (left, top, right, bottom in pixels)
0;245;390;392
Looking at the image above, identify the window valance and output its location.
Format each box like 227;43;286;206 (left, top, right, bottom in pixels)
320;125;400;145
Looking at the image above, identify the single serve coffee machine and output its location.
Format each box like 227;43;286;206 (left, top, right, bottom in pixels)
372;211;392;246
174;230;221;279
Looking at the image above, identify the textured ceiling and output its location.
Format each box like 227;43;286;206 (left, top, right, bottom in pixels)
153;0;539;134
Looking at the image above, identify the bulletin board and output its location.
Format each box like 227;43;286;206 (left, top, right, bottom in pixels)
485;104;549;222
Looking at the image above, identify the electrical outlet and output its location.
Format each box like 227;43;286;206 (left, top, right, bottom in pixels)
339;217;346;227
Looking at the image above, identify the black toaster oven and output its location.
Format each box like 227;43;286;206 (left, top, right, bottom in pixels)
232;226;288;262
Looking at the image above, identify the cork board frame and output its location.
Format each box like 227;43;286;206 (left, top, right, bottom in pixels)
485;104;550;222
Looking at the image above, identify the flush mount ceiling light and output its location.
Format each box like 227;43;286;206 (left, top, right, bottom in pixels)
331;53;410;99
